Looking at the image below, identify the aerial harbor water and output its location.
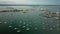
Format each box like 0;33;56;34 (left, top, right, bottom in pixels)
0;6;60;34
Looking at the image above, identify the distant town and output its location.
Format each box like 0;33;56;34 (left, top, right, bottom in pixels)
0;4;60;6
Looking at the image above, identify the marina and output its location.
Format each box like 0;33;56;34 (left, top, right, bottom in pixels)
0;6;60;34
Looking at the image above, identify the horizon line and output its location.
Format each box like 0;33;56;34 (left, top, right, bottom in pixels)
0;4;60;6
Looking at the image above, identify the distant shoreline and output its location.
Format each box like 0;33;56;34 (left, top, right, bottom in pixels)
0;4;60;6
0;5;60;6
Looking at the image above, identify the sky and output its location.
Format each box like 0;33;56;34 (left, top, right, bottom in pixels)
0;0;60;5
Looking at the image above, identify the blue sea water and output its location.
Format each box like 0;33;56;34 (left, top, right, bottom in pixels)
0;6;60;34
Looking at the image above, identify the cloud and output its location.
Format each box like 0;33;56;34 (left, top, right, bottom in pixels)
0;0;33;4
